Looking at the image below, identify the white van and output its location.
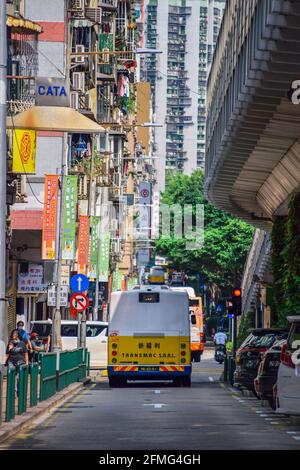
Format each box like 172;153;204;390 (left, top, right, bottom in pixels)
30;320;108;368
107;285;191;386
276;316;300;415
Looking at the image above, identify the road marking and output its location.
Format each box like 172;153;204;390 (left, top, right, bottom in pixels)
270;422;280;425
142;403;167;409
292;436;300;440
154;390;161;394
287;431;299;434
209;376;214;382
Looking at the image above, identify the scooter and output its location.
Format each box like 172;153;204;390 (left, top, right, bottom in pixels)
215;344;226;364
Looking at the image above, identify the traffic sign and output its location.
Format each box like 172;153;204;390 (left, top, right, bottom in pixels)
47;285;69;307
70;292;89;312
70;274;89;293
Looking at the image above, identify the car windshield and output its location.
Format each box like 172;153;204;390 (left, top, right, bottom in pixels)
241;333;283;349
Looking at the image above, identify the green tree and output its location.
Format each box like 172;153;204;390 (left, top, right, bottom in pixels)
155;170;254;291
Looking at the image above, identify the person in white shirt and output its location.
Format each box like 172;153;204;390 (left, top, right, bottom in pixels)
214;329;227;345
214;328;227;361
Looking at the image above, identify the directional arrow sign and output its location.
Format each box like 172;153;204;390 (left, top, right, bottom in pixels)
70;292;89;312
70;274;89;293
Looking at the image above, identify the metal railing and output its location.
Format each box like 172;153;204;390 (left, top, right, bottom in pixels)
223;354;236;386
1;348;89;426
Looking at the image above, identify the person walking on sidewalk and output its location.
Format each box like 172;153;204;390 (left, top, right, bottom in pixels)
4;329;29;395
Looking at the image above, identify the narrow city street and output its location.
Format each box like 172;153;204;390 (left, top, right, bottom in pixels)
2;349;300;451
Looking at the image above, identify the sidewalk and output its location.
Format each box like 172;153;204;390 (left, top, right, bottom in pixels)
0;376;91;444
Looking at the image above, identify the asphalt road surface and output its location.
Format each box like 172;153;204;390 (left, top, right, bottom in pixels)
2;348;300;450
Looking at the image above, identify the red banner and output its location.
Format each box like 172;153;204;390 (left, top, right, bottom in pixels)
42;175;59;260
77;215;89;273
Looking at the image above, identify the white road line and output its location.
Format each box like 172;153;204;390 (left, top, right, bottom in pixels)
292;436;300;440
287;431;299;435
270;422;280;425
209;376;214;382
142;403;167;409
154;390;161;394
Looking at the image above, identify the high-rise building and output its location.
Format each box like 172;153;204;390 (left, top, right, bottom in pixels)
142;0;225;191
198;0;225;168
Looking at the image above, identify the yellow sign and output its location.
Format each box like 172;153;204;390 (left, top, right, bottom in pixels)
108;335;190;365
13;129;36;174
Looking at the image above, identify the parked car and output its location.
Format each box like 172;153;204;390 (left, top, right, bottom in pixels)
234;328;288;391
30;320;108;368
254;338;287;408
276;316;300;415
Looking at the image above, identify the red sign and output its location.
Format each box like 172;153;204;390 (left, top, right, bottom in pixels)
42;175;59;260
70;307;78;319
77;215;89;273
70;292;89;312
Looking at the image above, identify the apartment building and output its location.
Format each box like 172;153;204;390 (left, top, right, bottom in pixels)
142;0;225;190
4;0;154;330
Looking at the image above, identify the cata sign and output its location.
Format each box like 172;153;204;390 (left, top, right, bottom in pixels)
36;77;70;107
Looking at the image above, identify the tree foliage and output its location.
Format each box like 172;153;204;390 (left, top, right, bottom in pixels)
155;170;254;291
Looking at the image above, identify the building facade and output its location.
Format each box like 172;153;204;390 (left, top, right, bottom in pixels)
205;0;300;326
142;0;225;191
4;0;155;336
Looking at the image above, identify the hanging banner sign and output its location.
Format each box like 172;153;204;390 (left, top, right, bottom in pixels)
127;277;138;290
42;175;59;260
77;215;89;273
99;232;110;282
151;191;160;239
112;266;122;292
62;176;78;260
13;129;36;174
88;216;100;279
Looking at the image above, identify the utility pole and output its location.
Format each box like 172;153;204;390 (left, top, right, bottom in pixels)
0;1;7;364
52;133;68;361
80;134;95;348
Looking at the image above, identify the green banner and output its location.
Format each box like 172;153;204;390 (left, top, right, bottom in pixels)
62;176;78;260
112;267;122;292
127;277;138;290
88;216;100;279
99;232;110;282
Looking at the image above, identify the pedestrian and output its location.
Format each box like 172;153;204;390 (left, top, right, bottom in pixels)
16;320;32;352
4;329;29;396
29;332;45;361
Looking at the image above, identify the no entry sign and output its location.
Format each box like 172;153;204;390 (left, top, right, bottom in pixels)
70;292;89;312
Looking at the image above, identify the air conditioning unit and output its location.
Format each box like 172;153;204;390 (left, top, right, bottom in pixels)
16;175;27;203
70;91;79;109
72;72;85;92
85;7;102;23
71;0;85;10
75;44;85;63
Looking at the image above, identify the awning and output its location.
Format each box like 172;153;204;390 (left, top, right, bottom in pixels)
7;106;105;133
7;15;42;33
